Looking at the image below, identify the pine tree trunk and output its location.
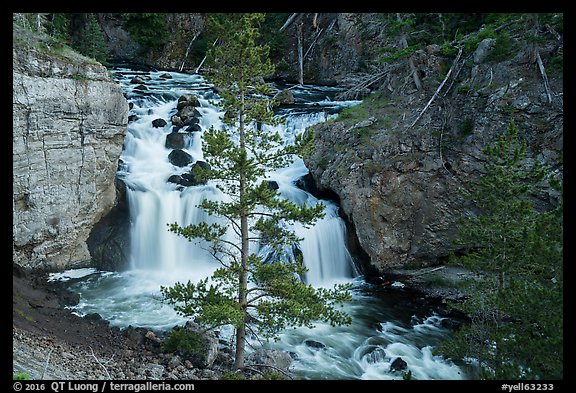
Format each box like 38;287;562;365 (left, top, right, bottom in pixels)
234;321;246;369
234;92;249;371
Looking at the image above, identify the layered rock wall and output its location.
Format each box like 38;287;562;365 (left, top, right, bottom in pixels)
13;43;129;270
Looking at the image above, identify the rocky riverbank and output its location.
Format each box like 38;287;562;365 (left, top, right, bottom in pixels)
12;264;292;380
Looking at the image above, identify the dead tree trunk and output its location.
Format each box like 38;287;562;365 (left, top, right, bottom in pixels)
179;32;199;72
312;13;319;29
397;13;421;91
409;46;463;129
195;38;218;74
279;13;300;32
536;50;553;104
297;21;304;85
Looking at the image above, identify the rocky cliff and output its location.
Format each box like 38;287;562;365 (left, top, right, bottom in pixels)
13;26;129;271
304;20;563;274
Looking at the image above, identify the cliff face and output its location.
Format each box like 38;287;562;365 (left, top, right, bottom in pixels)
13;35;129;271
304;30;563;274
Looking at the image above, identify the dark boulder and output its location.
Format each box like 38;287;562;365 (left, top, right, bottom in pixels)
390;357;407;371
177;94;200;110
304;340;326;350
266;180;279;190
87;178;131;271
168;149;193;167
185;124;202;133
129;76;147;84
171;115;184;127
362;346;386;364
178;106;201;124
167;174;184;184
165;132;186;149
152;118;167;128
274;89;295;105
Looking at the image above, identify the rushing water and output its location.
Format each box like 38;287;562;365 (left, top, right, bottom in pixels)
53;67;466;380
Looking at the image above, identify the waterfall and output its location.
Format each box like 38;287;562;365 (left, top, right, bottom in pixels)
116;70;357;286
55;68;466;380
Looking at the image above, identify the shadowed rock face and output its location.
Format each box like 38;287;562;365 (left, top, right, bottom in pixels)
305;42;563;275
13;35;129;271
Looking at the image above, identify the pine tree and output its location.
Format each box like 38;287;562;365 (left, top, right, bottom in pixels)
74;14;109;65
161;13;352;371
441;120;563;379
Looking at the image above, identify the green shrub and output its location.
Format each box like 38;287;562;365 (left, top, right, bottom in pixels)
161;327;206;358
13;373;31;380
460;117;474;137
548;54;563;74
220;371;245;380
457;84;472;95
487;31;513;62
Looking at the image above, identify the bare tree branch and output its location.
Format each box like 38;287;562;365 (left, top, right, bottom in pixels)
195;38;218;74
180;32;199;72
244;364;294;380
88;347;113;380
279;13;300;32
40;348;53;380
535;50;553;104
304;28;323;59
409;46;463;129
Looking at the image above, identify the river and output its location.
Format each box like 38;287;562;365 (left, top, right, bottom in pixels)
51;66;467;380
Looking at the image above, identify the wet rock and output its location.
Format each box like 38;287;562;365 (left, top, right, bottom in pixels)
184;320;219;368
165;132;186;149
304;339;326;350
274;89;295;105
152;118;167;128
168;149;193;167
266;180;279;190
245;348;293;375
390;357;407;371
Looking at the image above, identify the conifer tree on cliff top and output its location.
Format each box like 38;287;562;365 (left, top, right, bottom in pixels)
161;13;352;371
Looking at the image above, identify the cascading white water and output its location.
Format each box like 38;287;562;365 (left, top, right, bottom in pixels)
117;69;357;287
55;67;467;379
